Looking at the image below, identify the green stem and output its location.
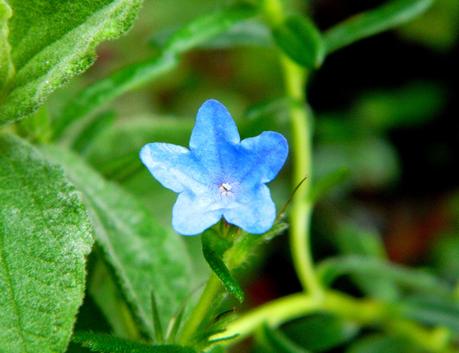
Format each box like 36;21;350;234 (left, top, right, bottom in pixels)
212;291;457;353
179;274;221;344
263;0;321;295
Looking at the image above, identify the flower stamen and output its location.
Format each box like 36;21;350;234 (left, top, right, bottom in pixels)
219;182;233;196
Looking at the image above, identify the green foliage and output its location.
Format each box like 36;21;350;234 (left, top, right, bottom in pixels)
272;15;325;69
308;167;350;203
54;4;257;138
346;335;424;353
333;224;399;301
0;0;143;126
257;323;310;353
84;116;193;178
0;134;94;353
401;295;459;333
43;146;193;338
72;111;116;154
353;83;445;131
315;137;399;189
318;256;450;296
324;0;433;53
0;0;13;90
202;229;245;303
282;314;358;352
73;331;196;353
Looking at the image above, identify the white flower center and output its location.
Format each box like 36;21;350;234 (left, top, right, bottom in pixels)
219;182;233;196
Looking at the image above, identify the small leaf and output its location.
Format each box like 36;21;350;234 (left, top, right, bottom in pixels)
272;15;325;69
54;4;257;138
43;146;193;339
258;323;311;353
73;331;196;353
0;0;143;126
151;292;165;343
324;0;433;53
202;230;245;303
0;134;94;353
0;0;13;90
165;305;186;343
318;256;451;296
282;314;358;352
308;166;350;203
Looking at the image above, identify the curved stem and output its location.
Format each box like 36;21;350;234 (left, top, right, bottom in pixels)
212;291;457;353
263;0;321;295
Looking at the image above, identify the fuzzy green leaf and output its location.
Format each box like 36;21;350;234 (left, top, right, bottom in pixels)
0;0;13;90
0;134;94;353
73;331;196;353
43;146;193;338
202;230;245;303
0;0;143;126
272;15;325;69
54;4;257;138
324;0;433;53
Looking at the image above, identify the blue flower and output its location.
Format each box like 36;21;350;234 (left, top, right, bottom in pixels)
140;99;288;236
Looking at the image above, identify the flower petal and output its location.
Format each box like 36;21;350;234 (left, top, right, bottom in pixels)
189;99;241;179
140;143;208;194
240;131;289;184
172;191;222;235
223;184;276;234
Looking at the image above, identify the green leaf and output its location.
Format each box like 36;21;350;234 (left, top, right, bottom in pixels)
272;15;325;69
333;223;399;300
72;111;116;154
43;146;193;338
346;334;422;353
400;295;459;333
73;331;196;353
84;116;193;178
0;134;93;353
54;4;257;138
202;230;245;303
0;0;13;90
151;292;165;343
257;323;311;353
308;167;350;203
318;256;451;296
353;83;445;131
89;259;141;339
0;0;142;126
282;314;358;352
324;0;433;53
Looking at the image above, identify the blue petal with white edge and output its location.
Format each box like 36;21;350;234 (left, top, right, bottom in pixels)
172;191;222;236
140;143;208;194
240;131;289;185
223;184;276;234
